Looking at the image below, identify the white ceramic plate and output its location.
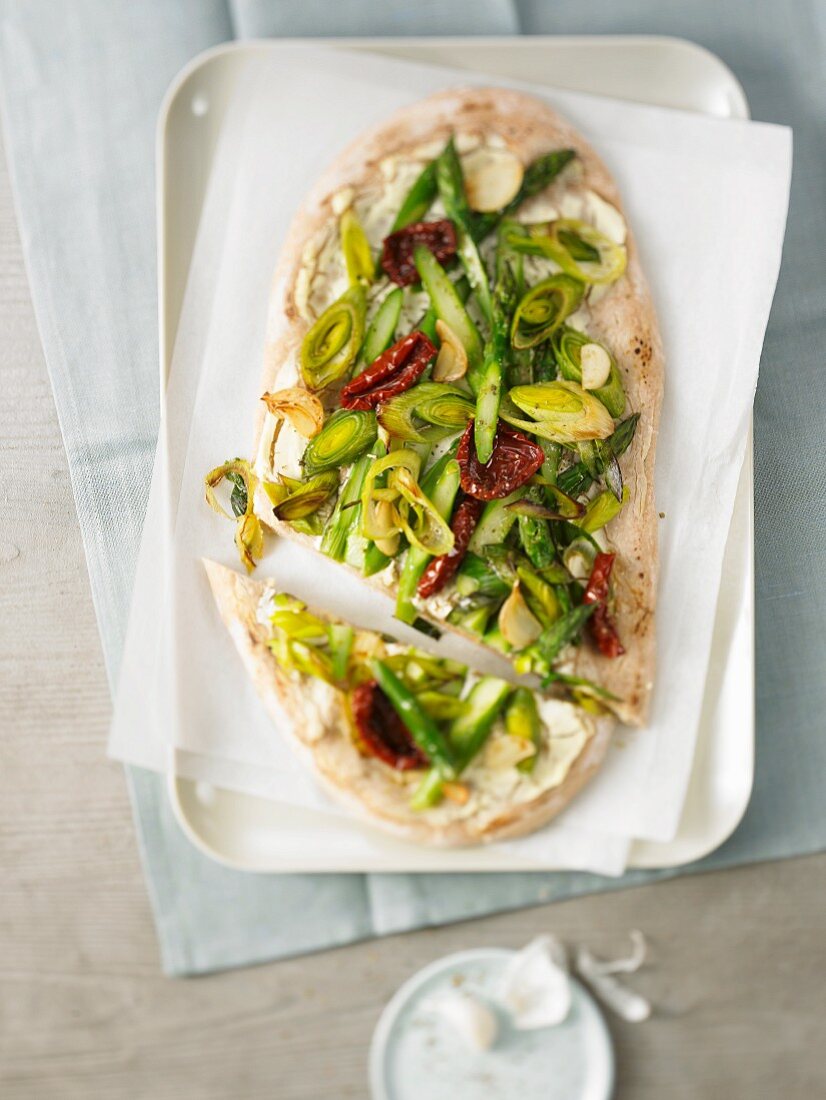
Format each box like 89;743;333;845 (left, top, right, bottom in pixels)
158;36;754;872
368;948;614;1100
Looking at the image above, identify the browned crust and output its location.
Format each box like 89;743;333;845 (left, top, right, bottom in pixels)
256;87;663;726
203;559;614;847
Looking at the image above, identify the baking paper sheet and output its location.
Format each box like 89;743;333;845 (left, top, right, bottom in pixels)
110;47;790;864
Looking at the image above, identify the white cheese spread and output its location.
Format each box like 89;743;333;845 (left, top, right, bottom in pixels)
293;131;519;334
423;698;595;826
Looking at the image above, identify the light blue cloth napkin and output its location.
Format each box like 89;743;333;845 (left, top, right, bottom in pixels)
2;0;823;975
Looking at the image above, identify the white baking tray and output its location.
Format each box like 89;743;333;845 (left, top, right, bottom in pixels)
158;37;754;872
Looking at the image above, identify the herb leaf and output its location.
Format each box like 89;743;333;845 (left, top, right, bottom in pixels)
226;471;248;518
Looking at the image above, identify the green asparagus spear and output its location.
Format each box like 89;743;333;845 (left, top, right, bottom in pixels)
449;603;492;636
411;676;512;808
414;244;483;380
417;307;438;343
409;766;447;811
517;562;561;627
518;486;556;569
417;275;472;344
369;659;458;777
363;542;392;577
606;412;641;457
436;137;492;323
320;453;372;561
539;439;561;483
558;413;640;496
515;603;596;677
473;244;517;461
455;552;510;599
450;676;513;763
361;288;403;365
472;149;577;240
467;489;524;554
390;160;439;232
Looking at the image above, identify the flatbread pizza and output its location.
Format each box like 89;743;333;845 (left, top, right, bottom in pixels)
204;559;613;846
204;87;663;837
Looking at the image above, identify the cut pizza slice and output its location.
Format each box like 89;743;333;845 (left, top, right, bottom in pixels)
204;559;613;846
205;87;663;727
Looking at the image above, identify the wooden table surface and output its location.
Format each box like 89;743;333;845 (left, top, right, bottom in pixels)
1;135;823;1100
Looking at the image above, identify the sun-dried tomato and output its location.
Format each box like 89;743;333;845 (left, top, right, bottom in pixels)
381;219;457;286
582;552;625;658
350;680;428;770
340;330;436;411
418;494;484;599
457;420;545;501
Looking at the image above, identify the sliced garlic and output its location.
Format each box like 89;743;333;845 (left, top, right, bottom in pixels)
498;583;543;649
462;147;524;213
261;387;324;438
433;319;468;382
580;343;612;390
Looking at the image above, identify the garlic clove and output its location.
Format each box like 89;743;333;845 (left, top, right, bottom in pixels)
580;343;612;391
498;583;543;649
499;935;572;1029
462;148;524;213
423;989;499;1051
433;319;469;382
